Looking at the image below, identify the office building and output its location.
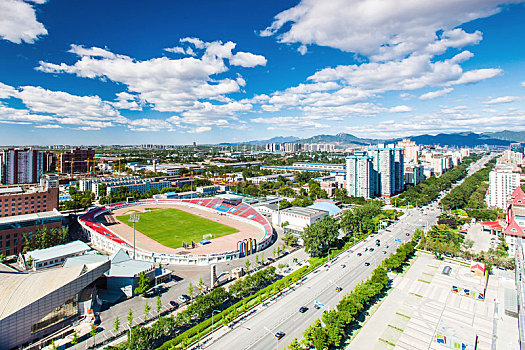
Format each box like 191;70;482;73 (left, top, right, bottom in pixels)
272;206;328;235
0;148;44;185
486;164;521;209
59;147;95;174
345;155;375;199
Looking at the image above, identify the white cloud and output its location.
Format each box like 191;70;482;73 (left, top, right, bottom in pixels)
251;116;330;130
37;41;265;126
485;96;523;104
261;0;520;61
164;46;186;55
0;0;47;44
35;124;62;129
128;118;175;132
188;126;211;133
389;105;413;113
521;81;525;87
419;88;454;100
229;52;267;67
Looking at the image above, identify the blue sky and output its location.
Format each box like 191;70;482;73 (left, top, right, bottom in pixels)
0;0;524;145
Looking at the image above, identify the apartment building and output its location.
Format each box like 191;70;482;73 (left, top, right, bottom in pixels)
345;155;375;199
0;148;44;185
486;164;521;209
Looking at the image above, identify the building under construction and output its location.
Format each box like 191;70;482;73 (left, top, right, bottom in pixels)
59;147;95;175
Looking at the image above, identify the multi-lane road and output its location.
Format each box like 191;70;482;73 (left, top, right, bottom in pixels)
196;154;491;350
203;206;440;349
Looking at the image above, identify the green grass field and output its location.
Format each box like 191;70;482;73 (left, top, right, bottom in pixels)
117;208;239;249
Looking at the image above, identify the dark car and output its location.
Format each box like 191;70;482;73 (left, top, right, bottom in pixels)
406;233;410;236
364;262;370;266
357;252;362;256
299;306;308;313
341;264;346;268
275;331;285;340
382;251;387;254
170;300;179;308
369;248;374;252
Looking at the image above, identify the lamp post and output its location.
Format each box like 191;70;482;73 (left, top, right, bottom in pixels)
328;247;336;263
211;309;221;333
129;214;140;259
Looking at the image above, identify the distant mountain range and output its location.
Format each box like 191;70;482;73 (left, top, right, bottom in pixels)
228;130;525;147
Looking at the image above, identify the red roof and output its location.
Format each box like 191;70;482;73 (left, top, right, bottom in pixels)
504;219;525;238
482;221;503;231
510;186;525;206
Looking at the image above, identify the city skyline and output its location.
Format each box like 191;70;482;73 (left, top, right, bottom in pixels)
0;0;525;145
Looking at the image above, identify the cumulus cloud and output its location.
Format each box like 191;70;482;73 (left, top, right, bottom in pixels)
0;0;48;44
251;116;330;130
485;96;523;104
35;124;62;129
419;88;454;100
188;126;212;133
261;0;520;61
389;105;413;113
37;40;265;130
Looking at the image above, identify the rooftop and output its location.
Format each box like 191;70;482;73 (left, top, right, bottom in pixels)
0;260;108;320
281;206;328;217
309;202;342;216
24;240;91;262
0;209;63;225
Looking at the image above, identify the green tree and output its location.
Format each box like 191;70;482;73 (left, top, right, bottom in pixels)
302;216;340;256
90;324;98;346
113;316;120;333
71;330;79;345
255;254;259;267
156;295;162;314
144;302;151;320
188;282;194;298
134;271;150;295
286;338;302;350
245;259;251;273
127;309;134;329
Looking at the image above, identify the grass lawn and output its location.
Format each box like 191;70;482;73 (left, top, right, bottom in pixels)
117;208;239;249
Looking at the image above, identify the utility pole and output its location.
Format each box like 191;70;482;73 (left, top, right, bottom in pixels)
129;214;140;259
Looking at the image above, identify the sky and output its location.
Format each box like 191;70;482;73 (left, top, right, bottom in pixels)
0;0;525;145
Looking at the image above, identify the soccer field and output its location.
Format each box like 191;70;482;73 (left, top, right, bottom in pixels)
117;208;239;249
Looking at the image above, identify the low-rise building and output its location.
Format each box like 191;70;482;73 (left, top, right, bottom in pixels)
19;240;91;271
272;206;328;235
196;185;221;196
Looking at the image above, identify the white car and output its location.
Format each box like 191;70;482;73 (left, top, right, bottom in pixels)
178;295;190;303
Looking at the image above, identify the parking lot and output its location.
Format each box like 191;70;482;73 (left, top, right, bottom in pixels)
349;252;518;350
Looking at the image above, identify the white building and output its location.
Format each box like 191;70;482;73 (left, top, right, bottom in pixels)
345;155;375;199
272;206;328;234
396;139;420;163
486;164;521;209
368;145;404;198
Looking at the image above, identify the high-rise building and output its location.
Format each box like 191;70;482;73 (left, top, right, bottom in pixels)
396;139;420;163
0;148;43;185
486;164;521;209
345;155;375;199
59;147;95;174
368;145;404;198
42;151;57;173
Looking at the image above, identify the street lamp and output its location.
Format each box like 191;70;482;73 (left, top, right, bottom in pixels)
211;309;221;333
328;247;336;263
129;214;140;259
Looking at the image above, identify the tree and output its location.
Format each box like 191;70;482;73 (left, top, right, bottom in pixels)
287;338;302;350
71;331;79;345
283;231;297;247
188;282;194;298
198;277;205;293
134;271;150;295
144;302;151;320
127;309;134;329
90;324;98;346
255;254;259;267
156;295;162;314
113;316;120;333
245;259;251;273
302;216;340;256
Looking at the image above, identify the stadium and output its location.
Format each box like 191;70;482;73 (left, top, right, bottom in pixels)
78;195;274;265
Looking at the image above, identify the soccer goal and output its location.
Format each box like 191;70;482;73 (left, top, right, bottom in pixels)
203;233;213;240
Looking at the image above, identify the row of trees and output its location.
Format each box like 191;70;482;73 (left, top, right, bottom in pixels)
287;237;418;349
22;226;69;253
110;266;277;350
59;187;95;211
440;158;495;210
394;154;480;207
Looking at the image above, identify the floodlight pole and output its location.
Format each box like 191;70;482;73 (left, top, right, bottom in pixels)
129;214;140;259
